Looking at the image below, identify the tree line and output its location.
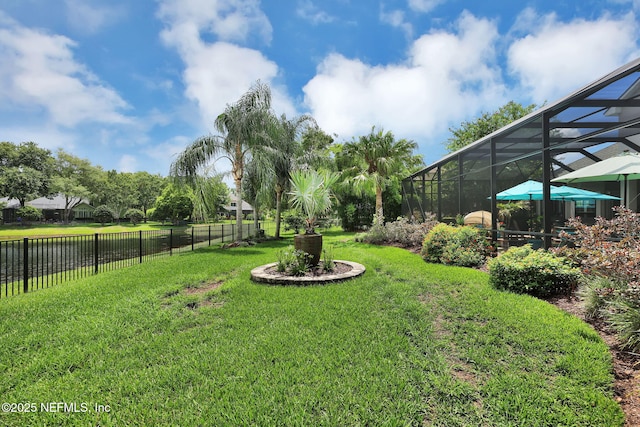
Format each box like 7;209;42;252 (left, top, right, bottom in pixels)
0;141;229;224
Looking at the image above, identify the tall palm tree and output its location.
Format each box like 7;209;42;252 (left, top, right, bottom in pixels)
259;113;316;238
170;81;271;242
342;127;420;224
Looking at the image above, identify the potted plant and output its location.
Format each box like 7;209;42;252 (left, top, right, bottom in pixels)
289;169;338;266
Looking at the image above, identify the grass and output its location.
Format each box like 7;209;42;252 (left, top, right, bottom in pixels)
0;232;623;426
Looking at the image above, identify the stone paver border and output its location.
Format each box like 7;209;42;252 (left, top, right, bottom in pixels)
250;260;365;285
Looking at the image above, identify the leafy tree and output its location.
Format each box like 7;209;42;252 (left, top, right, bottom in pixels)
53;150;102;223
341;127;421;224
153;184;194;224
445;101;538;153
132;172;166;222
0;141;55;206
1;167;48;207
124;208;144;225
299;127;336;171
92;205;116;225
100;171;138;222
171;81;272;242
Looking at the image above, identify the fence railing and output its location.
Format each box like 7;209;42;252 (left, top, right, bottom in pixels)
0;222;259;298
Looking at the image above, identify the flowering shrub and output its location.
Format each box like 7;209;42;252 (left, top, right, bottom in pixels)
488;245;581;297
359;214;439;248
555;206;640;286
556;207;640;351
421;224;489;267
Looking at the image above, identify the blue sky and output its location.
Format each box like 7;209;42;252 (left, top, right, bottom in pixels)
1;0;639;178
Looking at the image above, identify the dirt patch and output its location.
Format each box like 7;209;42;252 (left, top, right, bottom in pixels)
548;295;640;426
184;280;224;295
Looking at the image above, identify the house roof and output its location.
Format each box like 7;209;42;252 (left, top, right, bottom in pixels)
0;195;91;210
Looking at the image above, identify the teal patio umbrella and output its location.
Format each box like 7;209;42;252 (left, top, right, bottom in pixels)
495;180;619;201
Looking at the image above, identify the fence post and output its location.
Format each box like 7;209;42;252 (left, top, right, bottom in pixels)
23;238;28;294
231;224;235;242
94;233;99;273
221;224;224;243
208;225;211;246
139;230;143;264
191;227;194;251
169;229;173;256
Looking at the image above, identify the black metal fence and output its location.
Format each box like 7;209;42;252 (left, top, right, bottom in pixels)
0;223;259;298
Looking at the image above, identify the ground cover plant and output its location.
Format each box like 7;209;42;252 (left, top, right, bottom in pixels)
0;232;623;426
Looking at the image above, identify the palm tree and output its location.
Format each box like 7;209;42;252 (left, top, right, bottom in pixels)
342;127;420;224
170;81;271;242
260;113;316;238
243;157;272;234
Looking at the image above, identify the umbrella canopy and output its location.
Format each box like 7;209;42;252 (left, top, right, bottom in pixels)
552;152;640;205
552;186;620;201
552;152;640;183
464;210;492;228
495;180;619;201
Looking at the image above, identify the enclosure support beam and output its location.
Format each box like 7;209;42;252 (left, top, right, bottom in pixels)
542;112;553;249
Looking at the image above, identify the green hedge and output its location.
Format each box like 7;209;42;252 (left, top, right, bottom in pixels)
488;245;581;297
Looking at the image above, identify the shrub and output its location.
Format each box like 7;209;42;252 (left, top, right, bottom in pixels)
488;245;581;297
16;206;42;223
385;214;439;247
282;210;305;234
125;208;144;225
93;205;116;225
421;224;488;267
360;214;439;247
322;245;335;272
275;246;311;276
555;206;640;285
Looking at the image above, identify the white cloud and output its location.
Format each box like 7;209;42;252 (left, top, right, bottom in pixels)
380;8;413;39
0;12;131;128
508;10;640;104
303;11;505;144
157;0;272;45
296;0;335;25
64;0;126;35
408;0;446;14
157;0;296;129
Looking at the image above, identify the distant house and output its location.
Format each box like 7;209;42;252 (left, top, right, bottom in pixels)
221;199;254;219
0;195;94;223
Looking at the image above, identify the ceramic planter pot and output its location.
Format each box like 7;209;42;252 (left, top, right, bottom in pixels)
294;233;322;266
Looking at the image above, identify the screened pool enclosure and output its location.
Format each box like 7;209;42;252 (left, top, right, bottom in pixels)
402;58;640;248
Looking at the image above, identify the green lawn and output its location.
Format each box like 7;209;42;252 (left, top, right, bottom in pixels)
0;232;623;426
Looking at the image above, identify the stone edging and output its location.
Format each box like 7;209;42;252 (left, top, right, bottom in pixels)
250;260;366;285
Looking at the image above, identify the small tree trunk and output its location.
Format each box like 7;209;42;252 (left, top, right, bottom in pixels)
253;205;259;234
275;189;282;238
375;184;384;224
235;178;243;242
